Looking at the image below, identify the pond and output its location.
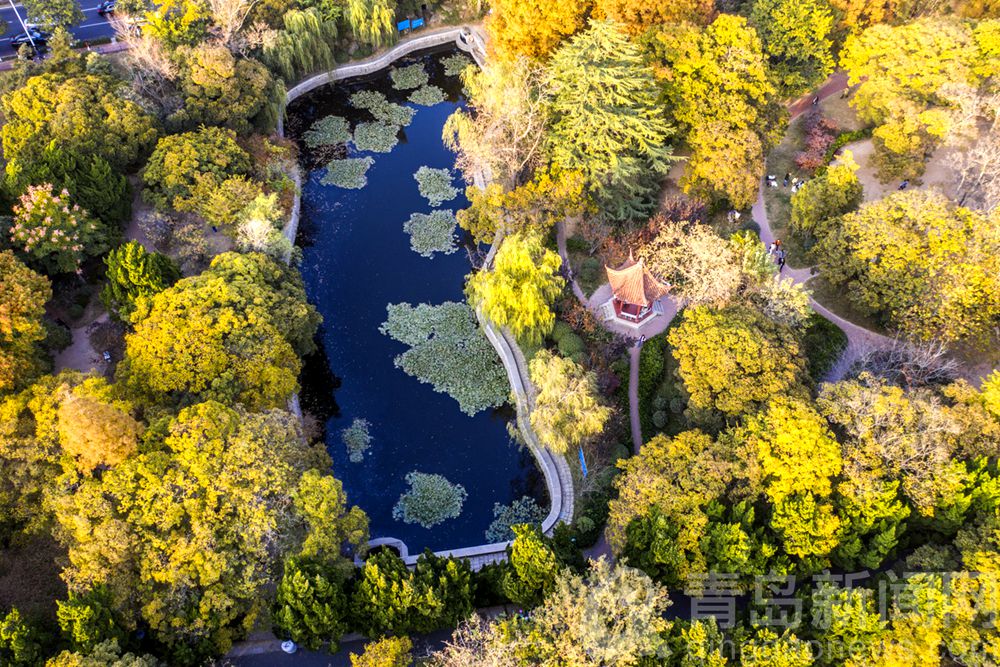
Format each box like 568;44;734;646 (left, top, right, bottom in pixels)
287;47;548;554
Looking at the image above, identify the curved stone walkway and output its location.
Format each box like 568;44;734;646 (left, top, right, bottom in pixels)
752;77;902;382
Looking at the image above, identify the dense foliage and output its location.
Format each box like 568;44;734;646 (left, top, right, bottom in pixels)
467;233;564;344
142;127;252;212
101;241;181;320
4;1;1000;664
546;21;676;221
663;15;782;207
840;17;998;179
120;252;320;409
529;350;611;454
0;252;51;395
1;74;158;176
352;549;473;636
9;184;105;274
815;189;1000;343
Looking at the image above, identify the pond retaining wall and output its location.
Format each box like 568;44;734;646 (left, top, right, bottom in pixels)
279;27;573;571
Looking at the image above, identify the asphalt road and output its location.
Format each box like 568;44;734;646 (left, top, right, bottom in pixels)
0;1;116;57
228;630;454;667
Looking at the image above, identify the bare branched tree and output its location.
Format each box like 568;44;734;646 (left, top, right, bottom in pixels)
112;18;179;111
443;57;550;189
638;219;742;307
941;83;1000;212
207;0;258;50
852;337;960;389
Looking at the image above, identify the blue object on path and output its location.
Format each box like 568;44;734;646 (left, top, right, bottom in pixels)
397;19;410;32
578;447;588;478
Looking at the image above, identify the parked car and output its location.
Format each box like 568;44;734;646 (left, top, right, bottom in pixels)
10;29;50;48
97;0;117;15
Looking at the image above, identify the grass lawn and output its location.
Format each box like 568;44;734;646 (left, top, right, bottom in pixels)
565;235;605;298
805;275;888;335
763;118;811;267
764;95;867;269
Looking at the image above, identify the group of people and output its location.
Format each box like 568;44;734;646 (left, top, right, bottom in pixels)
765;173;808;193
767;239;786;272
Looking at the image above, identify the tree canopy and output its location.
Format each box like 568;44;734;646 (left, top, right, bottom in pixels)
591;0;715;35
750;0;835;98
663;15;781;207
467;233;564;345
546;20;676;221
815;189;1000;343
120;252;320;409
840;17;995;178
169;44;274;135
0;252;51;395
667;305;809;418
1;74;158;176
142;126;253;213
529;350;610;454
484;0;589;61
101;241;181;321
790;152;864;245
443;57;550;189
54;400;365;663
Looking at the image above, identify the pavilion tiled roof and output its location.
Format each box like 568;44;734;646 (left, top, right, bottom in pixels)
605;252;671;308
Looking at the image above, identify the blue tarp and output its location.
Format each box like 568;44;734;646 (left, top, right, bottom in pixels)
397;19;410;31
578;447;588;478
411;17;425;28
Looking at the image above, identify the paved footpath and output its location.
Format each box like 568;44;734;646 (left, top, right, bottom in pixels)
555;72;905;464
752;73;900;381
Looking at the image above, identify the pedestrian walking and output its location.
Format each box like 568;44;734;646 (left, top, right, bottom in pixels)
768;241;777;255
777;249;786;272
898;179;910;190
783;172;790;187
812;96;819;106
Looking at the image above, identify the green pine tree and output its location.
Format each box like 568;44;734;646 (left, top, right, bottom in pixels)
546;20;677;222
502;524;561;607
273;557;349;652
102;241;181;320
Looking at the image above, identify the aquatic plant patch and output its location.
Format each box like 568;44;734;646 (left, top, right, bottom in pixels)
379;301;508;415
484;496;548;542
320;157;375;189
352;122;400;153
403;210;458;258
390;63;429;90
392;471;468;528
342;417;373;463
442;53;472;77
409;85;446;106
413;166;459;206
302;115;351;147
349;90;416;127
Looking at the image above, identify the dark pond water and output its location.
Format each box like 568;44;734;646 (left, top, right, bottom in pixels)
287;48;547;553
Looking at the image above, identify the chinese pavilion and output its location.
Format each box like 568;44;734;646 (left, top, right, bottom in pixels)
601;252;671;327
